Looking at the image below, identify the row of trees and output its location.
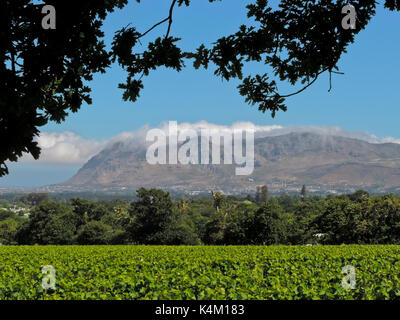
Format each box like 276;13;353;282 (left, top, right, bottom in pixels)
1;188;400;245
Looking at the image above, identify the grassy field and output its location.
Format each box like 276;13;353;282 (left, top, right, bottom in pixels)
0;245;400;299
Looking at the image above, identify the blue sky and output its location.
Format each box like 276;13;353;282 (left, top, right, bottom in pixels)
1;1;399;187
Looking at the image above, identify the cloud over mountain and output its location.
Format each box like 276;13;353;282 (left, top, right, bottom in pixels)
20;122;400;165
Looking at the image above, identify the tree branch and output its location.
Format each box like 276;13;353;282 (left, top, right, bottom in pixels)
138;0;178;40
165;0;177;39
274;67;329;99
139;17;170;39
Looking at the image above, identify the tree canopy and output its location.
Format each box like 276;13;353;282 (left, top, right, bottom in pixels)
1;0;399;176
3;188;400;245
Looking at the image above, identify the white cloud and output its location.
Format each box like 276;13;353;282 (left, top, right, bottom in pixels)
158;120;283;133
19;122;400;165
21;131;107;165
262;126;400;144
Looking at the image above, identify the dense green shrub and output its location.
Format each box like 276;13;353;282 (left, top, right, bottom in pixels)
1;245;400;300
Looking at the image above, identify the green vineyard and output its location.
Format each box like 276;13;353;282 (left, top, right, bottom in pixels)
0;245;400;300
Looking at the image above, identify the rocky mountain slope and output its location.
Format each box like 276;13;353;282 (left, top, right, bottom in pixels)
60;132;400;193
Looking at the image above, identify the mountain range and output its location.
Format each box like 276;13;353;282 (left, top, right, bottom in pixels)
59;132;400;194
